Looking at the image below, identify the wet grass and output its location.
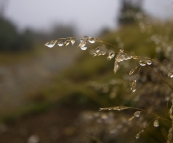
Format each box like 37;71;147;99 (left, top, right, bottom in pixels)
0;21;172;132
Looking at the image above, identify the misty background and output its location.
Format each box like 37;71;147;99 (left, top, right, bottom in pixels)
1;0;173;36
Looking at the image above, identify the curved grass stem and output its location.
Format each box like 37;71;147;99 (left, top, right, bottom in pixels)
146;65;173;91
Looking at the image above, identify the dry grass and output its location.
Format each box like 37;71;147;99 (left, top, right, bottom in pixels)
44;14;173;142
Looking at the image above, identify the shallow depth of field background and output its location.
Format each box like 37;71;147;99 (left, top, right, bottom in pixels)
0;0;173;143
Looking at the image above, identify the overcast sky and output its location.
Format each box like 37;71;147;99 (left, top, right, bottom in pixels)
2;0;173;36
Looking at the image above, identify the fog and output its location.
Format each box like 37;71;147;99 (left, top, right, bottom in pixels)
1;0;173;36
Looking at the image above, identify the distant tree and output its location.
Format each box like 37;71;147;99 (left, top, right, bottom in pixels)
0;17;34;52
118;0;144;26
0;17;18;51
16;29;35;51
0;0;10;17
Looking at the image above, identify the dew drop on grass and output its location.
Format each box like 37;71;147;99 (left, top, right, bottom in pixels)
114;61;119;73
119;54;125;62
57;41;64;46
154;119;159;127
134;111;141;117
107;51;115;60
131;80;137;92
78;41;86;49
96;47;100;53
63;40;70;46
168;72;173;78
81;46;87;50
139;60;146;66
89;37;95;43
125;54;132;60
70;38;76;45
45;40;57;48
147;60;152;65
45;42;54;48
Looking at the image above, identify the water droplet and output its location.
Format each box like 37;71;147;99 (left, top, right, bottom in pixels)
70;38;76;45
114;61;119;73
147;60;152;65
120;54;125;62
128;55;133;59
139;60;146;66
154;119;159;127
63;40;70;46
131;80;137;92
95;47;100;53
135;133;140;139
134;111;140;117
81;46;87;50
129;66;138;75
78;41;86;49
45;40;57;48
107;51;115;60
57;41;64;46
116;53;122;62
93;53;97;57
168;72;173;78
89;37;95;43
124;54;132;60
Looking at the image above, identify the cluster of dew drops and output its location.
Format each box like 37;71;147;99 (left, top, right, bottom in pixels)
44;36;95;50
99;106;160;139
45;36;173;140
45;36;173;94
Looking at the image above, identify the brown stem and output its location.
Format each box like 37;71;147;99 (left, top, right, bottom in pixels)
147;65;173;91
